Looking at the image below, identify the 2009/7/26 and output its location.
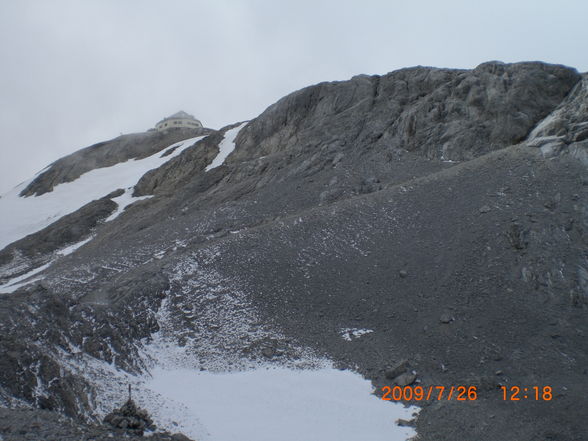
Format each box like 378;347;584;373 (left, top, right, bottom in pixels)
381;385;478;401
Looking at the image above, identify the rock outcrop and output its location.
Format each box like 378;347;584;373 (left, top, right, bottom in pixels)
234;61;579;162
526;73;588;163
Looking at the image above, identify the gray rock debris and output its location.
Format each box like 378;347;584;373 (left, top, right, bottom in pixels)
0;408;194;441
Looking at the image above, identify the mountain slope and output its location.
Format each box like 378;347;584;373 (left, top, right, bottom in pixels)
0;61;587;441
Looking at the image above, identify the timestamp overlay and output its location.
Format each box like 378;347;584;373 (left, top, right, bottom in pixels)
380;385;554;402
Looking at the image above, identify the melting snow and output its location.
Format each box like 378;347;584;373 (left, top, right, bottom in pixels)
206;122;248;171
144;367;418;441
0;234;97;293
104;189;152;222
340;328;374;341
0;135;206;250
0;261;53;293
56;236;95;256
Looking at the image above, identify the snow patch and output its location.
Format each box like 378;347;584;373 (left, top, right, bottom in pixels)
206;122;248;171
45;246;417;441
1;234;101;293
340;328;374;341
105;189;152;222
0;135;206;250
56;236;94;256
57;344;419;441
1;235;98;293
144;367;418;441
0;261;53;293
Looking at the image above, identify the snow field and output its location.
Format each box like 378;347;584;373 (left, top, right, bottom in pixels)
134;253;418;441
0;135;206;250
0;135;213;292
144;366;418;441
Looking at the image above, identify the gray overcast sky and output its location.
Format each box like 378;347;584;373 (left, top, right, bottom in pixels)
1;0;587;194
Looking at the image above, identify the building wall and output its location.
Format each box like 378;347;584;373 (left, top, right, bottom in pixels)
156;118;203;131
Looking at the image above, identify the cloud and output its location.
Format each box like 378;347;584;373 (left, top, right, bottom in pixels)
1;0;587;193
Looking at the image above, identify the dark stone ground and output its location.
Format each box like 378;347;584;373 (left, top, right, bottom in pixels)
215;145;588;441
0;408;192;441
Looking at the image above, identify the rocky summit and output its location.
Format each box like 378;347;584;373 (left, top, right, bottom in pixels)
0;61;587;441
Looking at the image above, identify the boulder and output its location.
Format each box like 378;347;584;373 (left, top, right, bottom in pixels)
394;372;417;386
385;359;409;380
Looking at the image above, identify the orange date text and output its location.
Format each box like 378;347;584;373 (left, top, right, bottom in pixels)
381;385;478;401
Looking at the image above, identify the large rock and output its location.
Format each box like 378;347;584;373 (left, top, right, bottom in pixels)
385;359;409;379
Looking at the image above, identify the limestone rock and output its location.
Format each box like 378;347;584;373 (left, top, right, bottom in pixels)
394;372;417;387
385;359;409;380
440;313;454;324
397;418;416;427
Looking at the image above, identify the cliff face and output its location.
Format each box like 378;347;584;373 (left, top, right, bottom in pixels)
235;61;579;159
0;61;587;441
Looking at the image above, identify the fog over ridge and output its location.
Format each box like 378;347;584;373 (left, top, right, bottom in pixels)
1;0;587;193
